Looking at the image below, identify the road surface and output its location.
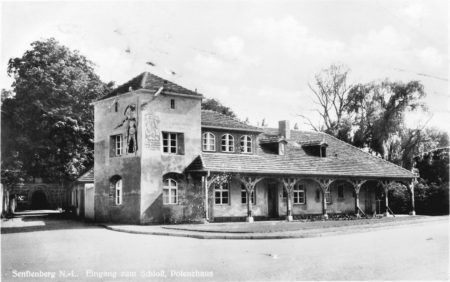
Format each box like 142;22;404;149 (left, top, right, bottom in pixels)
1;217;448;281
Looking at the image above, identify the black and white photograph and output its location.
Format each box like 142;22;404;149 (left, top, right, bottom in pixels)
1;0;448;281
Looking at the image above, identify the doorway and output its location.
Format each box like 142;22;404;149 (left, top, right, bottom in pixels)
31;190;48;210
267;183;278;218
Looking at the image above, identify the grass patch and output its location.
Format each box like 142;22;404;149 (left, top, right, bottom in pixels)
163;216;432;233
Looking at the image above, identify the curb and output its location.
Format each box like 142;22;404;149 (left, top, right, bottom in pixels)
101;216;448;240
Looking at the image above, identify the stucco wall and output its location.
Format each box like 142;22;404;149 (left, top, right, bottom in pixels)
94;93;142;223
210;178;377;219
213;179;268;218
140;93;201;223
9;183;67;210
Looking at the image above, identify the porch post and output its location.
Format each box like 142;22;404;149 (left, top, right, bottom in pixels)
241;176;263;223
282;178;296;222
409;180;416;216
206;173;221;222
202;176;209;221
381;180;392;217
246;189;253;222
317;178;334;219
351;180;367;218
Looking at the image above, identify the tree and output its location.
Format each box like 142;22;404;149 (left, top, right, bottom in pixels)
1;38;111;184
201;98;237;118
301;64;352;141
413;146;449;215
347;80;426;163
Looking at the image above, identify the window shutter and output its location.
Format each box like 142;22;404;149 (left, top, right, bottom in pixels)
177;133;185;155
109;136;115;157
304;186;307;204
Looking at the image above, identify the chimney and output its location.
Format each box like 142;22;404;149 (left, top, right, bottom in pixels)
278;120;290;139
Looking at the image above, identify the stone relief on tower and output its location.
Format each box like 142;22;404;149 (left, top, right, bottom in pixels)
144;112;160;150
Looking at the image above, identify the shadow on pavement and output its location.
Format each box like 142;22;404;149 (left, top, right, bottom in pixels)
1;213;99;234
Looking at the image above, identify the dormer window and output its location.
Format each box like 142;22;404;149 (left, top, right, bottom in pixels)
301;140;328;157
279;142;285;155
321;146;326;157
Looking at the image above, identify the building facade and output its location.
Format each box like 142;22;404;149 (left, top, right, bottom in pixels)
92;72;416;224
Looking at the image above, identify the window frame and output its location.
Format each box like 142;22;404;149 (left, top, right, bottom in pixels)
112;134;123;156
221;134;235;153
325;190;332;204
240;135;252;153
162;132;178;154
214;183;229;205
202;132;216;152
115;179;122;205
163;178;178;205
241;184;256;205
293;184;306;204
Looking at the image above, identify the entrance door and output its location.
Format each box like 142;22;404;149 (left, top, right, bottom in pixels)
364;188;373;214
84;184;95;220
267;183;278;218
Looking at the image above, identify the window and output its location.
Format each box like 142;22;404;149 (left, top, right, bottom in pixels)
114;101;119;112
215;183;229;205
221;134;234;152
115;179;122;205
325;190;332;204
112;134;123;156
163;178;178;204
321;146;327;157
293;184;305;204
240;135;252;153
202;132;216;151
337;184;344;198
241;184;256;204
162;132;184;154
170;99;175;109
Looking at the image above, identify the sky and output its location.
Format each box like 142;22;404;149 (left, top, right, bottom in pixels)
1;0;449;131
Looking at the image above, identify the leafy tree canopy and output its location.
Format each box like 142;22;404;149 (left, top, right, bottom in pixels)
1;38;112;184
201;98;237;118
302;64;442;170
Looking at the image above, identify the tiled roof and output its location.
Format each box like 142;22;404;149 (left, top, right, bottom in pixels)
98;72;202;101
187;128;415;179
259;135;285;144
201;110;263;132
76;168;94;183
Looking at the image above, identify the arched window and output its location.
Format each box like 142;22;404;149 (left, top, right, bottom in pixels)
163;178;178;204
240;135;252;153
202;132;216;152
115;179;122;205
221;134;234;152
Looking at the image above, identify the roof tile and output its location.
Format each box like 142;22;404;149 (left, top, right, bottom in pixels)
98;72;202;101
201;110;262;132
187;128;415;179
